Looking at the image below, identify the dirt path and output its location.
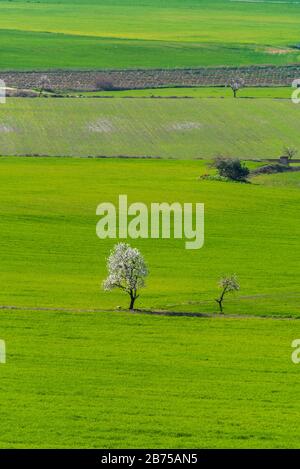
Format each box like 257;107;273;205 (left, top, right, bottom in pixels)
0;304;297;321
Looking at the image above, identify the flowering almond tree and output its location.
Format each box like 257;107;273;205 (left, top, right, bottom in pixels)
228;77;245;98
102;243;148;310
37;74;51;97
216;275;240;313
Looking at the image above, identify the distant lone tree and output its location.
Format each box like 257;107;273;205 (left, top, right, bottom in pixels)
228;77;245;98
102;243;148;310
216;275;240;313
213;156;249;181
282;146;298;161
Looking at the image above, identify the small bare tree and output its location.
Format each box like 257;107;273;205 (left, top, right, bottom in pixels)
102;243;148;310
216;275;240;313
283;146;298;161
228;78;245;98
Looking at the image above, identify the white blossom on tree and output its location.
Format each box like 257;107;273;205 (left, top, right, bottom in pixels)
37;74;51;97
228;78;245;98
102;243;148;310
216;274;240;313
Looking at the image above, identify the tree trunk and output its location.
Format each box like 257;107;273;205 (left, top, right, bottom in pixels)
216;299;223;313
216;287;226;313
129;295;135;310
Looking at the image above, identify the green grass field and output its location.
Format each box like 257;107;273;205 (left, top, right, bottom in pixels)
0;0;300;69
1;97;300;158
1;144;299;449
0;157;299;317
1;309;300;448
73;87;293;99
